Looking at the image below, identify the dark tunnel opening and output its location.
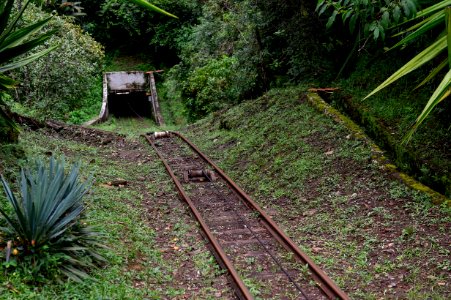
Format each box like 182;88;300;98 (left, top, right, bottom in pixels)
108;92;153;118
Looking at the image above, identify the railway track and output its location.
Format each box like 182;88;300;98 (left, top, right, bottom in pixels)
144;131;349;300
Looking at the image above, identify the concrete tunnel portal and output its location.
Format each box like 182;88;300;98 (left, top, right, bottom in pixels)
88;71;164;126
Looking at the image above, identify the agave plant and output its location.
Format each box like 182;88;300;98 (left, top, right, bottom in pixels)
365;0;451;142
0;157;105;281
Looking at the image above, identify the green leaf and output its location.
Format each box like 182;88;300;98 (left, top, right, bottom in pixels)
446;7;451;68
326;10;338;29
349;14;358;33
393;5;401;23
0;0;14;34
0;29;57;63
365;35;447;100
343;10;352;23
403;69;451;143
0;45;58;73
390;12;444;50
378;24;385;40
415;59;448;90
0;73;16;90
0;0;31;46
319;2;329;16
127;0;178;19
373;26;380;40
0;16;53;51
415;0;451;19
316;0;326;12
381;11;390;28
402;1;411;17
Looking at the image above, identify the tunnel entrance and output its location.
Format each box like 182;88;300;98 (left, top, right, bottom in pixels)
88;71;164;126
108;92;153;118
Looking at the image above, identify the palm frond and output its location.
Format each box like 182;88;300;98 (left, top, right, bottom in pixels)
403;69;451;143
128;0;178;19
415;59;448;90
365;35;447;100
390;11;444;49
0;45;58;73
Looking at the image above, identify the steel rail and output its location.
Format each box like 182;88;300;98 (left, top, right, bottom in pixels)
143;135;254;300
172;131;350;300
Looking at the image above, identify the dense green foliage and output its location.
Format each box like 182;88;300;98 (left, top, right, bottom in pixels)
317;0;418;41
332;53;450;196
163;0;330;120
0;157;104;282
80;0;199;58
0;0;55;142
10;3;104;123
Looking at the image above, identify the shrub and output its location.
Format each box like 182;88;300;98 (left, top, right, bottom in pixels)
0;157;104;282
182;55;257;120
11;3;104;123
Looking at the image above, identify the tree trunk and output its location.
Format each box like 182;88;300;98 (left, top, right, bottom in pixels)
0;107;19;144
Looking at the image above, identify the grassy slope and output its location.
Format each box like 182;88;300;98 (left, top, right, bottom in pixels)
0;125;231;299
183;87;450;299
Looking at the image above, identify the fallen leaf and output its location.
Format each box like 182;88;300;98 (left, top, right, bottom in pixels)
312;247;322;253
100;184;113;188
325;150;334;155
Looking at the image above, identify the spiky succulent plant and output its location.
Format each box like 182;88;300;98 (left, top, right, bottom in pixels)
0;157;105;281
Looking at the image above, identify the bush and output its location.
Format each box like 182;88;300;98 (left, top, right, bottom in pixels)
11;4;104;123
0;157;104;282
181;55;257;120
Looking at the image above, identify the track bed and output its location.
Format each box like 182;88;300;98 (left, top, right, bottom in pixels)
145;132;348;299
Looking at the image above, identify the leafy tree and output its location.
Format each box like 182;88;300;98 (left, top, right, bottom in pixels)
256;0;329;83
164;0;262;120
316;0;419;77
0;0;56;143
11;4;105;122
317;0;418;41
32;0;176;17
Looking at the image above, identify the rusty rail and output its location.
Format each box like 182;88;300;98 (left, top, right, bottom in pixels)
143;134;253;299
145;132;350;300
173;132;350;300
